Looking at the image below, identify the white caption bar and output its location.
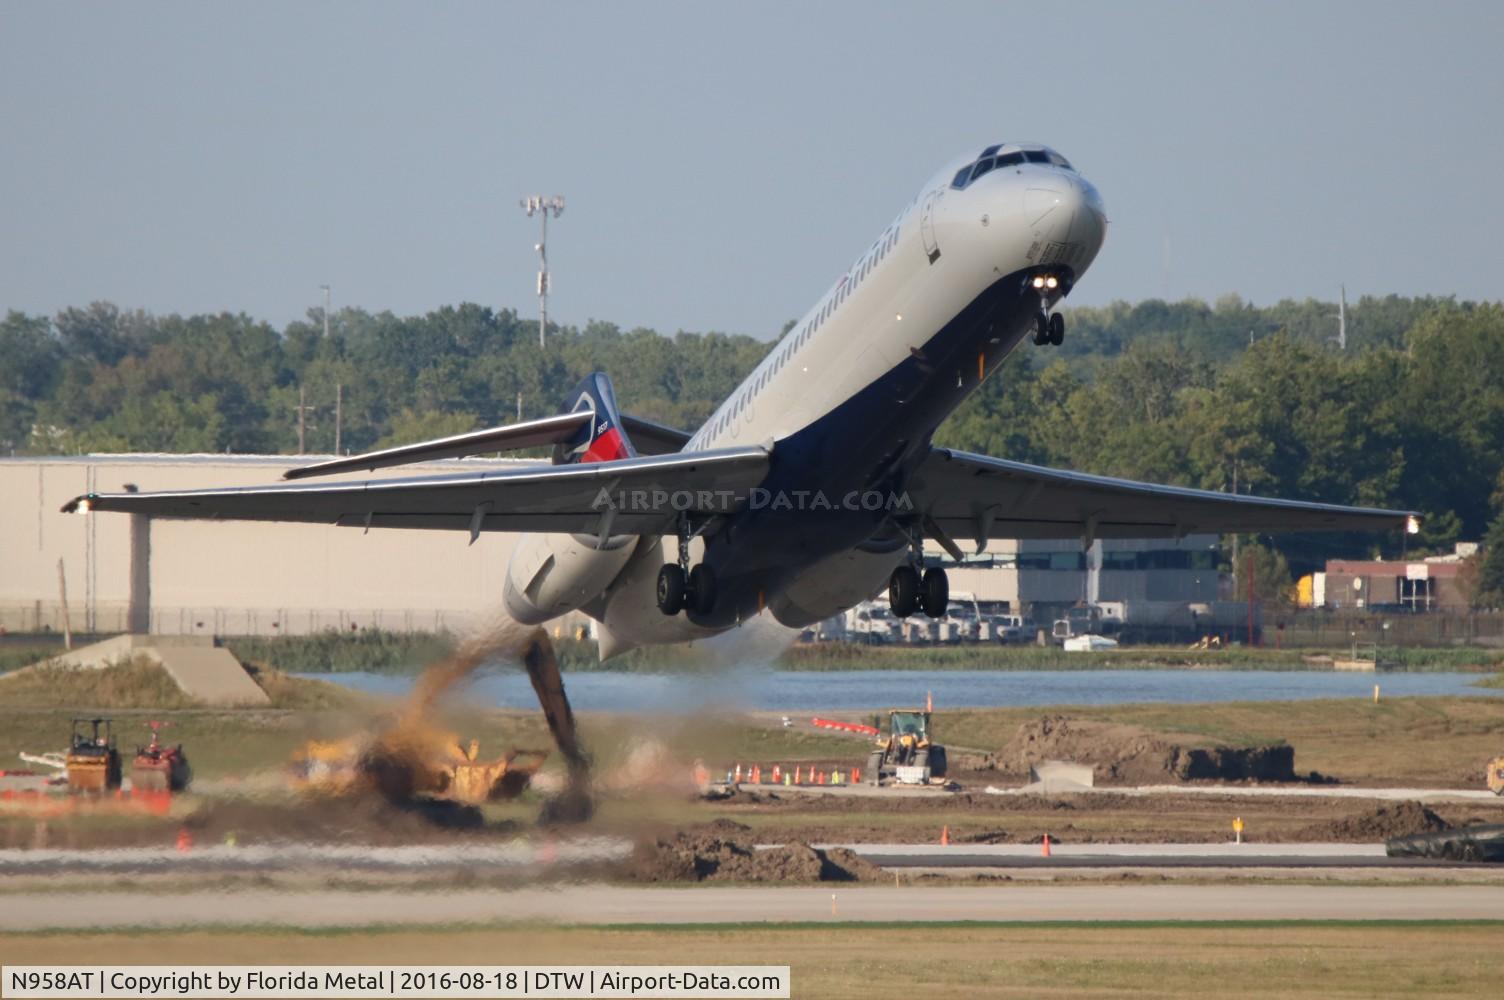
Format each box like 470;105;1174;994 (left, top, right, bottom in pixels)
1;967;791;999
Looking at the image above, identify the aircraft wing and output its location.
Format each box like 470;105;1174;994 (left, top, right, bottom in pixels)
62;447;768;538
911;448;1415;550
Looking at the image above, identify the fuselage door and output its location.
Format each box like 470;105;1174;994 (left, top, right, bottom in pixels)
919;190;942;264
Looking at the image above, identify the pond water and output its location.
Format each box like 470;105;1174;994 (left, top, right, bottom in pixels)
301;668;1500;713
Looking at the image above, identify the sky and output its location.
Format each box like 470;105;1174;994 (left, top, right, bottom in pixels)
3;1;1502;340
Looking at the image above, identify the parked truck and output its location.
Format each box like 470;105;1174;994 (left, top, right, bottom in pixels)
1052;601;1261;646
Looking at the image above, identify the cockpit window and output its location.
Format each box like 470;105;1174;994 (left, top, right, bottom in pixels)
951;146;1072;189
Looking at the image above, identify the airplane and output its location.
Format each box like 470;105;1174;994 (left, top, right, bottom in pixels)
65;141;1416;661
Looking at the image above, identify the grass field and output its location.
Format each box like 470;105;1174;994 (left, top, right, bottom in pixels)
2;692;1500;787
2;923;1500;997
933;696;1504;787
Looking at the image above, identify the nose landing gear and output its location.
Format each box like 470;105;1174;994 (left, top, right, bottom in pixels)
1030;273;1066;346
1033;308;1065;346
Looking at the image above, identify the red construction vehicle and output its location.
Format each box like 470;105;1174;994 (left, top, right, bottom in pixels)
130;721;192;793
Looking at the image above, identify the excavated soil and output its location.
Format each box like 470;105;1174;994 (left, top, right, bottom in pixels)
996;714;1297;784
624;819;883;883
1294;802;1451;842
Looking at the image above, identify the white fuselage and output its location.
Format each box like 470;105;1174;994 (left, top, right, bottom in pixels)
505;146;1107;655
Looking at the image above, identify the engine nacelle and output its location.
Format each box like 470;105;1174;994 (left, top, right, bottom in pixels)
503;532;637;625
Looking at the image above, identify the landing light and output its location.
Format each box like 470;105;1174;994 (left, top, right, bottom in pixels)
1031;276;1045;289
78;498;93;513
1046;276;1059;289
1406;515;1421;535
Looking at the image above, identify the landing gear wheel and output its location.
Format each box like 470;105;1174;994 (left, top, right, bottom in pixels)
1033;311;1049;346
656;564;686;615
1048;311;1065;346
889;565;920;618
687;564;717;616
920;567;949;619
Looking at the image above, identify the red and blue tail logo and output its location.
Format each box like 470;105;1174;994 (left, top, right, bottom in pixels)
555;372;638;465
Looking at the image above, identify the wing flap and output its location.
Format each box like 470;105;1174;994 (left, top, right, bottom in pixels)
912;448;1415;545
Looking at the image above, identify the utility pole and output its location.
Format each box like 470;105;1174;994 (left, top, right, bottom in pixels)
1333;284;1347;350
520;195;565;347
293;386;318;455
334;383;343;455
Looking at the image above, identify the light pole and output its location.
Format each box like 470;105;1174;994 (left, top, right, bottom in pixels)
520;195;565;347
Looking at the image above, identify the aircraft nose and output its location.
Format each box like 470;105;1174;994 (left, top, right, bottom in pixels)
1026;174;1106;251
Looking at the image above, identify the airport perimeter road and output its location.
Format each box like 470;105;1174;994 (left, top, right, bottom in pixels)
5;885;1504;931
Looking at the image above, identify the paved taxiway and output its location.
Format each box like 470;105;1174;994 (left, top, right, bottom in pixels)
5;885;1504;930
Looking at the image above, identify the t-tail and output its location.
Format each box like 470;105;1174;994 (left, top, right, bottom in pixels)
553;372;639;465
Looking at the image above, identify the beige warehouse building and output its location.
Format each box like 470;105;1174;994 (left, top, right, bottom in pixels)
1;454;530;636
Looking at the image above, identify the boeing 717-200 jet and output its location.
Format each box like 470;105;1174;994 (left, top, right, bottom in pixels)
66;142;1415;661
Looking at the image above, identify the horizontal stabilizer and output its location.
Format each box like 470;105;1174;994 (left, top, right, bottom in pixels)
282;412;593;480
621;414;693;456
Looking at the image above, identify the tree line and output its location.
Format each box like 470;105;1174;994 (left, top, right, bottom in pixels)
3;294;1502;594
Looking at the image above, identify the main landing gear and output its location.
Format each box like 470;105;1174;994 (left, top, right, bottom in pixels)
657;518;716;616
888;532;949;620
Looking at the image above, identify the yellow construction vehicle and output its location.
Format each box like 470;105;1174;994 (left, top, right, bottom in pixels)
865;708;947;785
288;730;547;805
1488;755;1504;796
66;718;122;792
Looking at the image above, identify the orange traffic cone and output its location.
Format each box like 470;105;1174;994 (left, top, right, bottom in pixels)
940;825;950;846
734;763;742;783
794;766;802;785
176;827;193;853
1041;833;1052;857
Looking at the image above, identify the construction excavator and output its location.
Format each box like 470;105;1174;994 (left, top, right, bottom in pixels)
288;730;548;806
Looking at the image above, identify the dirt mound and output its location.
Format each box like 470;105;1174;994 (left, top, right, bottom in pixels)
1295;802;1451;842
625;822;880;883
1000;715;1295;784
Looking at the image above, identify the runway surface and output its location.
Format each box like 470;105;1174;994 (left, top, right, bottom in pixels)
982;783;1501;805
1;841;1465;874
5;884;1504;930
